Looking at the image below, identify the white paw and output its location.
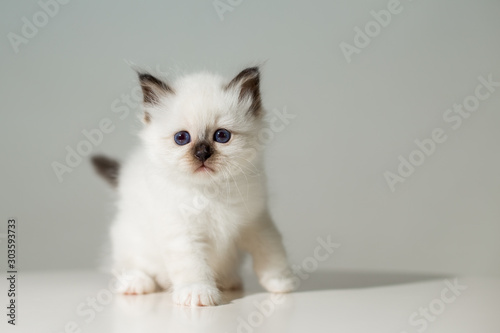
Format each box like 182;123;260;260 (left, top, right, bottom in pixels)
172;283;221;307
115;270;156;295
260;274;297;293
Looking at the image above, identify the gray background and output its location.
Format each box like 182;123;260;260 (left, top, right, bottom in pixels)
1;0;499;277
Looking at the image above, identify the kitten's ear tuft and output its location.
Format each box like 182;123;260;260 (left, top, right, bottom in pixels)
226;67;262;115
138;72;173;106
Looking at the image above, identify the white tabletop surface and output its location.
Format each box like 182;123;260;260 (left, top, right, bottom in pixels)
2;270;499;333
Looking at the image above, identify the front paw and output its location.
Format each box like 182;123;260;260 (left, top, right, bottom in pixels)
260;274;297;293
114;270;157;295
172;283;221;307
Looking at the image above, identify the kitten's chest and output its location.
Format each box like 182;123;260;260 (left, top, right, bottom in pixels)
147;173;265;225
185;189;247;221
176;181;260;224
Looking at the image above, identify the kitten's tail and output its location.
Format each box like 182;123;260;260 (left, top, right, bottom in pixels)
91;155;120;188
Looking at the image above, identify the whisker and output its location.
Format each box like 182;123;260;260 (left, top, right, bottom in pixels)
226;161;250;200
225;165;250;214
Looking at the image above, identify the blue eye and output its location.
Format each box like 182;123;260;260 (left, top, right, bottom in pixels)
214;129;231;143
174;131;191;145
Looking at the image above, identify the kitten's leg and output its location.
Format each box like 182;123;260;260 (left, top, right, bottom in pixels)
110;216;158;295
242;211;296;293
167;240;222;306
111;237;157;294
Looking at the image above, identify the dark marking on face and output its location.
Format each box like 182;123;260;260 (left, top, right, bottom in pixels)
193;141;214;162
226;67;262;116
91;155;120;187
144;111;151;124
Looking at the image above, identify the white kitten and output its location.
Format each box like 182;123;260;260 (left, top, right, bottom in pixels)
94;67;295;306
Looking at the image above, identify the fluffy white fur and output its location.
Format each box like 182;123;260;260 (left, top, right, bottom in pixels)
110;68;295;306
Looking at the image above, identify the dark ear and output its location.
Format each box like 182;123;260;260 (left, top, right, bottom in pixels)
226;67;262;115
138;73;173;123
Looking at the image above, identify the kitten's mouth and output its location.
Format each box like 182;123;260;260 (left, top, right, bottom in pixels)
195;163;214;173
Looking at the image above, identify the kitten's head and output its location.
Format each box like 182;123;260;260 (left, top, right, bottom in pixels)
138;67;264;182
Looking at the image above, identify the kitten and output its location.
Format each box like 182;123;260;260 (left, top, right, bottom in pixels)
93;67;295;306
